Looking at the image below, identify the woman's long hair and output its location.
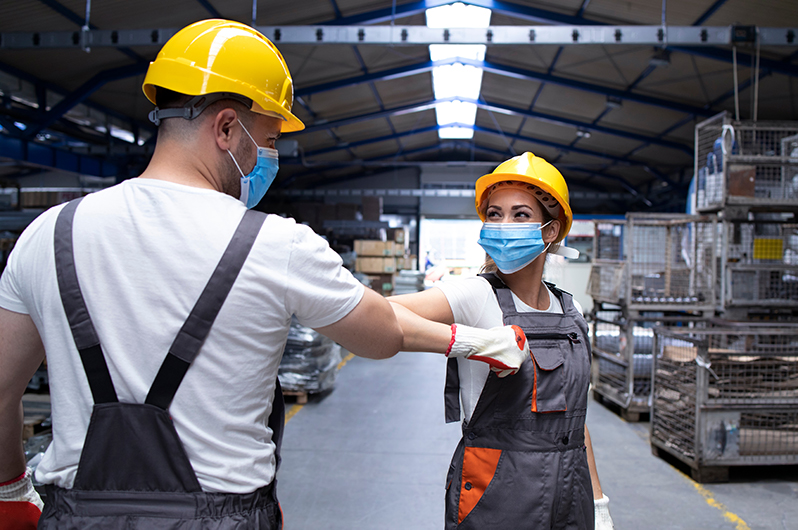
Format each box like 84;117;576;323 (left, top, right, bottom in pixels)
479;198;561;274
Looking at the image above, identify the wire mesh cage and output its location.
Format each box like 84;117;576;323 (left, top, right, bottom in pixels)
695;112;798;212
651;325;798;482
587;214;717;311
590;304;703;420
587;219;625;302
718;219;798;308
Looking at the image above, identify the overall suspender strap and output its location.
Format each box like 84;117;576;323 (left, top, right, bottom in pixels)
443;273;503;423
146;209;266;409
55;198;118;404
444;357;461;423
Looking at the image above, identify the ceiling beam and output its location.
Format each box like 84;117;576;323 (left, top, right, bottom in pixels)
325;0;602;26
37;0;147;63
692;0;730;26
301;121;684;188
0;134;115;177
0;59;154;139
23;62;149;139
195;0;223;18
297;56;714;117
298;95;692;155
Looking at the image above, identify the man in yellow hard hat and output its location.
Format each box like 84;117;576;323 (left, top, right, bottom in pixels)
0;19;404;529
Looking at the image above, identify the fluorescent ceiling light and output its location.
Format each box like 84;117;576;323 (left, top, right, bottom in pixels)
436;101;477;126
431;62;484;100
439;127;474;139
426;2;491;28
426;3;491;141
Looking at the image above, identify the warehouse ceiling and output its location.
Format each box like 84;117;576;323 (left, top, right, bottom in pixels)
1;0;798;215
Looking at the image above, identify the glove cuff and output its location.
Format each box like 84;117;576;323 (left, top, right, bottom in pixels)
0;468;33;499
446;324;485;358
594;493;610;507
0;467;43;511
594;493;613;527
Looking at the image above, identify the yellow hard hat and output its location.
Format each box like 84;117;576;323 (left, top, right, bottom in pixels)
475;152;572;242
142;19;304;132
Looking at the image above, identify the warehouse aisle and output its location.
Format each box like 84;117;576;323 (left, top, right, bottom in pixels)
278;352;798;530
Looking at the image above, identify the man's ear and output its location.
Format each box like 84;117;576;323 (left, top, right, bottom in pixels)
212;108;239;152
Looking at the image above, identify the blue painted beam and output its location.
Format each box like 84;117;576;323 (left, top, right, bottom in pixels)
473;57;714;116
196;0;223;18
0;134;117;177
296;57;715;117
298;98;439;135
709;69;772;107
671;46;798;79
577;0;592;18
304;124;442;157
473;98;693;154
325;0;602;26
328;0;343;19
37;0;146;63
692;0;729;26
303;119;682;190
325;0;443;25
0;59;154;138
295;59;438;97
471;124;647;168
24;62;149;138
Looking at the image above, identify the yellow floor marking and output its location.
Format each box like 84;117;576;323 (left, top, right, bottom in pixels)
680;472;750;530
285;352;355;423
285;403;303;423
337;352;355;370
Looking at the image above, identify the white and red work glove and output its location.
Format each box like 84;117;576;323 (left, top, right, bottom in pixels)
446;324;529;377
0;467;43;530
594;493;615;530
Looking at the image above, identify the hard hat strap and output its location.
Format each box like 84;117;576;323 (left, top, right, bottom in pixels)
148;92;253;126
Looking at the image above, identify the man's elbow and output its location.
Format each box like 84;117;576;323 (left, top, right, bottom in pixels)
371;319;403;359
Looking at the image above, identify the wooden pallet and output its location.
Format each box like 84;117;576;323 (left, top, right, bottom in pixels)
283;390;309;404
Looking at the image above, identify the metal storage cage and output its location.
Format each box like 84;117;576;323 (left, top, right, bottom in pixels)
650;325;798;482
590;303;703;421
587;214;717;312
718;219;798;309
695;112;798;213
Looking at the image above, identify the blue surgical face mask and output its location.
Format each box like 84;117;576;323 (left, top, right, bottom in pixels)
227;119;279;209
477;221;553;274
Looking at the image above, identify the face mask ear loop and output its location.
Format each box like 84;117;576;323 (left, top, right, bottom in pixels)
227;150;246;178
237;119;258;147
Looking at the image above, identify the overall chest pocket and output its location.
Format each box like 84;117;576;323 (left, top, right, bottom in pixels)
527;333;578;413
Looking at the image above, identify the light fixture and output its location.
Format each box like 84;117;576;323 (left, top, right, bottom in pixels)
606;96;623;109
576;128;591;139
426;3;491;141
649;47;671;67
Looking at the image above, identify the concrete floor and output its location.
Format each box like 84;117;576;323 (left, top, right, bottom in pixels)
278;351;798;530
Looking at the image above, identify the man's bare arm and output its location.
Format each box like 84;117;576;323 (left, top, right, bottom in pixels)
315;288;403;360
0;308;45;482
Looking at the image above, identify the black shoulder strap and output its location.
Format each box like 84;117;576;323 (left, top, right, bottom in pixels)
146;209;266;409
543;280;573;309
444;357;461;423
55;198;119;404
478;272;505;292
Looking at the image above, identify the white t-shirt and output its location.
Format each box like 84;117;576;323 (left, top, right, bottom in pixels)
436;275;582;421
0;178;364;493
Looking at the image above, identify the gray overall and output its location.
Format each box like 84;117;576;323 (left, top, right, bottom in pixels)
38;198;285;529
443;273;594;530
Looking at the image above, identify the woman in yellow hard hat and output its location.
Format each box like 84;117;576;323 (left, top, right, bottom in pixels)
389;152;614;530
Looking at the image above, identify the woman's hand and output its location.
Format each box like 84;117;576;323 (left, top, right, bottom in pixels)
447;324;530;377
